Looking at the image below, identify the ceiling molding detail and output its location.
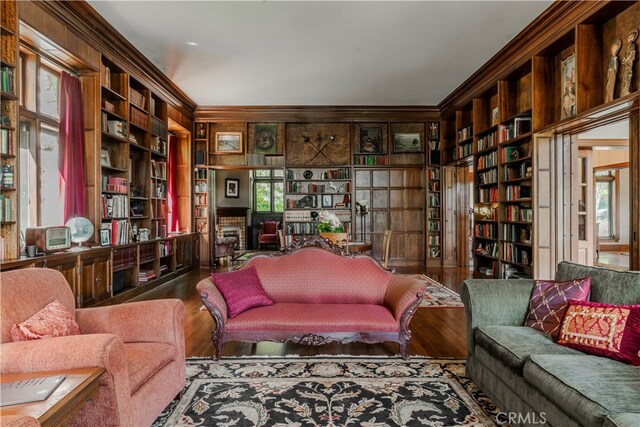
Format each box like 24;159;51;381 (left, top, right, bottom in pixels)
35;0;197;116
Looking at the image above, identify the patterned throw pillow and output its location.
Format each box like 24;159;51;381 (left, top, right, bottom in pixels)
211;266;274;318
525;277;591;338
11;300;80;342
557;300;640;366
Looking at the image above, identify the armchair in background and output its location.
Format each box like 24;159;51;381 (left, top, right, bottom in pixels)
258;220;280;249
0;268;186;427
215;236;238;265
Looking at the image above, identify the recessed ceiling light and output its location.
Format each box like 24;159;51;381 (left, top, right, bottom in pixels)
186;41;198;46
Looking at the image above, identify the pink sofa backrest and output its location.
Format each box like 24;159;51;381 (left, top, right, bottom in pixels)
0;268;76;343
242;247;392;304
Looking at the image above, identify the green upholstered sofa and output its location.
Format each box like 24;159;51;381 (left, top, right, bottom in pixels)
461;261;640;427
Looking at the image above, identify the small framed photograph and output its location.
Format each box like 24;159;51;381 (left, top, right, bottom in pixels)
359;127;383;154
225;178;239;198
100;229;110;246
322;195;332;208
491;107;500;126
393;133;422;153
100;148;111;167
254;124;277;154
215;132;243;154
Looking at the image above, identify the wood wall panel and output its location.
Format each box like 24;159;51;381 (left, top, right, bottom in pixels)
631;113;639;270
533;135;554;279
284;123;351;166
576;25;604;113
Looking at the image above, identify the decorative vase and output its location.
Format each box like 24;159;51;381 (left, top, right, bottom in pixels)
320;232;349;247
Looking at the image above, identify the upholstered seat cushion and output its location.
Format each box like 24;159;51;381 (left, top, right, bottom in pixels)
475;326;582;373
125;342;177;394
226;303;398;332
524;354;640;427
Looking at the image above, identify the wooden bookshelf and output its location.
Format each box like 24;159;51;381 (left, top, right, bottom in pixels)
0;0;18;260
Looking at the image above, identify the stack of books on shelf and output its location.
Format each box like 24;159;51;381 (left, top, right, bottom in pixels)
476;131;497;151
458;143;472;159
102;220;130;246
101;66;111;88
151;117;167;136
159;264;169;276
138;269;157;282
265;156;284;166
428;194;440;206
503;163;531;180
0;194;12;222
154;182;166;198
1;66;14;94
195;181;207;193
0;164;14;188
506;206;533;222
477;152;497;169
499;117;531;142
104;119;126;138
129;107;148;129
101;194;128;219
458;125;473;141
160;241;172;256
427;168;440;180
323;168;350;179
503;243;531;265
102;176;127;193
129;89;146;109
0;129;14;155
286;222;315;235
354;155;389;166
478;188;498;203
503;224;532;244
505;185;531;201
151;160;166;179
478;169;498;185
246;154;266;166
475;223;497;239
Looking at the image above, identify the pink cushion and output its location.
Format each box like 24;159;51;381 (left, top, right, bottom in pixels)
524;277;591;339
557;300;640;366
211;266;274;318
245;248;392;304
11;299;80;342
226;303;398;332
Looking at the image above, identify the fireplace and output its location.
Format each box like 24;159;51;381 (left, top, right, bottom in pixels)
216;208;248;251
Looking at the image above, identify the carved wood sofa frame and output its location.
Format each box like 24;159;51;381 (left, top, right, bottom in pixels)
199;236;424;360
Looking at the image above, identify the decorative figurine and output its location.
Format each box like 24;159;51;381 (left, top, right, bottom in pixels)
620;28;638;97
604;38;622;103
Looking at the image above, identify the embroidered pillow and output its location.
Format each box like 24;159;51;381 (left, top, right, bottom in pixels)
557;300;640;366
525;277;591;338
11;300;80;342
211;266;273;318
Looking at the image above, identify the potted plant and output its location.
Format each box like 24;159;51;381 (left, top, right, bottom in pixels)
316;211;348;247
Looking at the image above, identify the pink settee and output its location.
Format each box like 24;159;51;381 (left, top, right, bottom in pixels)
197;237;425;360
0;268;185;426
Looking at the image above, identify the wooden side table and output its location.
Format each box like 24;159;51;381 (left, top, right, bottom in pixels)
0;367;105;427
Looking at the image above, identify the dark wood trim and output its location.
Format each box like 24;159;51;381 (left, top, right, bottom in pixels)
439;1;607;116
196;105;439;122
31;0;196;117
593;162;630;171
630;112;639;271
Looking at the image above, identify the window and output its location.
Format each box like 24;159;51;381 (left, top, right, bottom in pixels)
19;49;64;233
253;169;283;213
595;171;614;239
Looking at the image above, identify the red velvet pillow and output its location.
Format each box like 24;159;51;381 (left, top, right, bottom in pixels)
525;277;591;339
211;266;274;318
557;300;640;366
11;300;80;342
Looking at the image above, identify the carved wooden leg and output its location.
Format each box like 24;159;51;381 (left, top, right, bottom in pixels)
399;340;410;360
174;391;183;401
214;340;223;361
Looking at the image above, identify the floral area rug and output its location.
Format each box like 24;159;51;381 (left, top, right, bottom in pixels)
153;357;501;426
410;274;464;308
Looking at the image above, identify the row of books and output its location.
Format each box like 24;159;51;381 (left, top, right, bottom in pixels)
428;194;440;207
285;223;315;235
101;65;112;89
129;106;149;130
428;248;441;258
102;176;128;194
151;136;167;156
1;66;14;94
101;194;128;219
499;117;531;142
505;206;533;222
477;130;497;151
475;223;497;239
102;220;130;246
129;88;146;110
151;117;167;138
478;187;498;203
477;151;498;170
245;155;284;166
427;167;440;180
286;168;351;180
503;243;531;265
153;182;166;199
458;142;472;159
0;194;13;222
475;242;498;258
103;118;126;139
428;140;440;151
195;168;207;180
503;163;531;181
1;129;14;156
505;185;531;201
458;125;473;141
478;168;497;185
428;181;440;191
428;235;440;246
503;224;532;244
0;164;14;188
428;209;440;219
138;269;157;282
428;221;440;231
195;182;207;193
353;155;389;166
160;240;172;257
195;207;206;218
195;194;207;205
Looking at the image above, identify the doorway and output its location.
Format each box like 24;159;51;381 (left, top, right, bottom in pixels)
442;164;474;268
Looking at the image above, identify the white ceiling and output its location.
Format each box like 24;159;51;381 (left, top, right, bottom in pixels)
87;1;550;106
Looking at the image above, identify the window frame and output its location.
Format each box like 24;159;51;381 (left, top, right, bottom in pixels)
595;172;616;241
252;169;284;213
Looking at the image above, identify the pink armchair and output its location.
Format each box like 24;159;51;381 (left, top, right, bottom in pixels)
0;268;185;427
258;220;280;249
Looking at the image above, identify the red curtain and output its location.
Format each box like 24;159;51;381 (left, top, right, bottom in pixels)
167;134;178;232
58;72;86;223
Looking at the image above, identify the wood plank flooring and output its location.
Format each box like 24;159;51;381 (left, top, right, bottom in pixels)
132;266;474;359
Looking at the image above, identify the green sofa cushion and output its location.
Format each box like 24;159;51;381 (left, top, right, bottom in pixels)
524;354;640;427
475;326;581;373
555;261;640;305
603;413;640;427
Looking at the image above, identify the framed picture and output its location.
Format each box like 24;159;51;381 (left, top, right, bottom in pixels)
359;127;383;154
100;229;110;246
254;124;277;154
225;178;239;198
100;149;111;167
393;133;422;153
491;107;500;126
215;132;243;154
322;194;332;208
560;53;576;119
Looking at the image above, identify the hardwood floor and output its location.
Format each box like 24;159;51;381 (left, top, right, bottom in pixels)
132;266;474;359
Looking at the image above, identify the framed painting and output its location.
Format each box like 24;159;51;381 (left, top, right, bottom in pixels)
560;53;576;119
215;132;243;154
392;133;422;153
225;178;239;198
359;127;383;154
254;124;277;154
